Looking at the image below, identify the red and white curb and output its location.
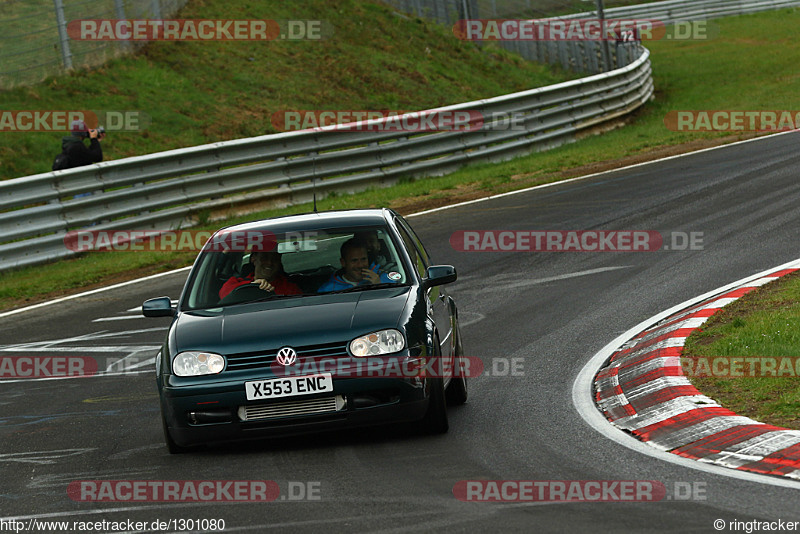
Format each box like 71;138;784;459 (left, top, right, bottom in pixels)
594;267;800;480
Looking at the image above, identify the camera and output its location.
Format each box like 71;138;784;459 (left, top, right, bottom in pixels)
80;126;105;138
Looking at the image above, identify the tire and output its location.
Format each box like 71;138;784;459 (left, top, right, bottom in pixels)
161;412;191;454
445;330;468;406
421;376;449;434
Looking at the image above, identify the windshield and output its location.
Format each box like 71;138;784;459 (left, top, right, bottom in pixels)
182;225;409;310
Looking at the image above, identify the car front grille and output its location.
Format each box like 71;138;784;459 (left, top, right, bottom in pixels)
225;341;349;371
238;395;346;421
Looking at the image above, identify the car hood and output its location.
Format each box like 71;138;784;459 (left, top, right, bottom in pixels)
173;287;412;353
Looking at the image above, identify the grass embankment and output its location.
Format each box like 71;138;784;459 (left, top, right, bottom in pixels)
2;7;800;312
681;272;800;430
0;0;575;178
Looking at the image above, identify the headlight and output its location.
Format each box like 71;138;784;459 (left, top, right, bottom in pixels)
172;351;226;376
350;329;405;357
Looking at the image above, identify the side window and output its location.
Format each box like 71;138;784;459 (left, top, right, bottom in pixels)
395;221;426;279
396;217;431;267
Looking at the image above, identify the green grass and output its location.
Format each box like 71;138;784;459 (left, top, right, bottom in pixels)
3;6;800;314
682;271;800;430
0;0;577;178
0;0;131;89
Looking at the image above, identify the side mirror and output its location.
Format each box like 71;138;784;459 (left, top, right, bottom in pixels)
142;296;174;317
422;265;457;290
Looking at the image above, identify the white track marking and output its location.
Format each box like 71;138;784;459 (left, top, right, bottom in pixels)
0;345;160;353
408;130;799;218
0;268;190;319
0;449;96;465
499;266;632;290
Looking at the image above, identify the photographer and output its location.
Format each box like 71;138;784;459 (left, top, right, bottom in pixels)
53;119;105;171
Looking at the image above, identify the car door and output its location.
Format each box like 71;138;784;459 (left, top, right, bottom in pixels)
393;216;454;365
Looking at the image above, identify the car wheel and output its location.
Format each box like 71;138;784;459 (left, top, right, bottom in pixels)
445;330;467;406
161;412;191;454
421;375;449;434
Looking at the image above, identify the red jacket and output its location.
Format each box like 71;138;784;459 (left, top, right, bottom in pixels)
219;272;302;299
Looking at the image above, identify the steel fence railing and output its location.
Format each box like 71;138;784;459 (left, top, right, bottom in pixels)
0;49;653;271
0;0;188;90
558;0;800;21
3;0;795;271
384;0;800;72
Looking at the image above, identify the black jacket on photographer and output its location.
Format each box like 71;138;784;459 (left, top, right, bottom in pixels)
57;134;103;168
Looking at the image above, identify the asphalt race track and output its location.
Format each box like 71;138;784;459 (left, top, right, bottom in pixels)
2;132;800;532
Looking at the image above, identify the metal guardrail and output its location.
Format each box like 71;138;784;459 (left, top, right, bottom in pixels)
560;0;800;21
0;48;653;271
3;0;795;272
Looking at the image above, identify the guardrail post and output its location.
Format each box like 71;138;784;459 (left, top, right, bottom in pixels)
460;0;470;19
468;0;479;19
52;0;73;70
413;0;423;18
152;0;162;19
596;0;611;71
114;0;131;52
587;41;599;72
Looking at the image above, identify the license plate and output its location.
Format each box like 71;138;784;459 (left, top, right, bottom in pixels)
245;373;333;401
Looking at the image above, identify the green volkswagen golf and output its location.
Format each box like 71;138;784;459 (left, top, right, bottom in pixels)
143;209;466;453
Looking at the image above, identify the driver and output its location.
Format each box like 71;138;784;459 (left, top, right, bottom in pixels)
219;249;302;299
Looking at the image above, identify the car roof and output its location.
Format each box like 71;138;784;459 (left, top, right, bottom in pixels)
211;208;398;236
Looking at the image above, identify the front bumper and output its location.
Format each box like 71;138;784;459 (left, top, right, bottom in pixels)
160;375;430;447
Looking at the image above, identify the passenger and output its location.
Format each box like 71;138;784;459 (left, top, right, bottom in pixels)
219;250;301;299
354;229;389;269
318;238;397;293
